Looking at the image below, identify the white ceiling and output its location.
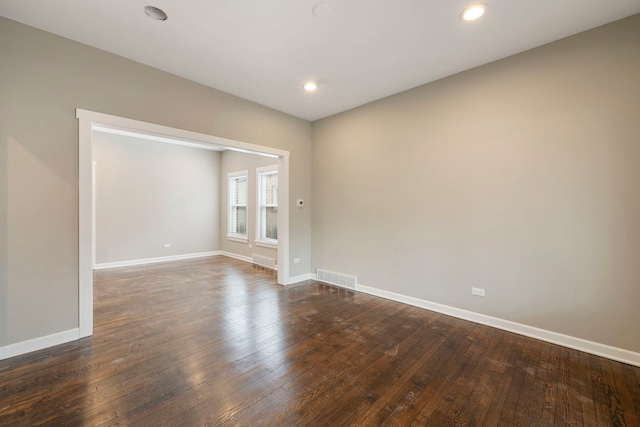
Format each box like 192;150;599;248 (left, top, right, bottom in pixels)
1;1;639;121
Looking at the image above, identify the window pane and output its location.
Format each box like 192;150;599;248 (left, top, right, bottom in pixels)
235;177;247;205
265;207;277;239
234;206;247;234
256;167;277;243
265;173;278;205
229;172;248;237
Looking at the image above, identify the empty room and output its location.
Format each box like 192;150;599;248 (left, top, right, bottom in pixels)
1;1;640;426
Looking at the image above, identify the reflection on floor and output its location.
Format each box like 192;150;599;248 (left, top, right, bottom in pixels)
1;255;639;426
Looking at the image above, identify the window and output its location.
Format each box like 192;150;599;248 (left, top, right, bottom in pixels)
256;165;278;246
228;170;248;242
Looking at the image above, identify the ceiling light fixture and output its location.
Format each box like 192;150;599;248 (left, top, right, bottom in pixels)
303;82;318;92
144;5;168;21
460;4;487;21
312;2;332;18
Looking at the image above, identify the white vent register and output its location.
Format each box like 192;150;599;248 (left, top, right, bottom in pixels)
252;254;276;270
316;269;357;290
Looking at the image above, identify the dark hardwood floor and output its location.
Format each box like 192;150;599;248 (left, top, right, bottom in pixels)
1;256;639;426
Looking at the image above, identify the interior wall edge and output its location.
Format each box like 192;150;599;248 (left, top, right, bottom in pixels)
0;328;80;362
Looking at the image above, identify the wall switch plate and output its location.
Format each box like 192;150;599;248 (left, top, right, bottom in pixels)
471;287;485;297
293;258;300;264
163;243;171;248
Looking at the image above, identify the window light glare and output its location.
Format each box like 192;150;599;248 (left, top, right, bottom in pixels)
303;82;318;92
461;4;487;21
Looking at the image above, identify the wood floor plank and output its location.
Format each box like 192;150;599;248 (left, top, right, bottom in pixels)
1;255;639;426
480;334;527;426
417;324;495;425
467;329;519;426
590;354;628;426
345;312;456;425
402;322;490;425
537;342;560;427
427;327;499;426
513;338;545;425
604;355;640;427
301;308;449;426
622;363;640;420
229;305;416;425
166;294;402;425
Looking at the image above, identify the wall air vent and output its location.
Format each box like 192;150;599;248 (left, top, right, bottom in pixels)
316;269;357;290
252;254;276;270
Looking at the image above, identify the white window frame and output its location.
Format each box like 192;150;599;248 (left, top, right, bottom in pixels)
255;165;278;248
227;170;248;243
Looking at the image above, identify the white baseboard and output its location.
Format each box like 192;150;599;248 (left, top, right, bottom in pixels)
94;251;221;269
286;273;314;285
0;328;80;361
310;272;639;366
353;284;640;367
220;252;280;272
219;251;253;263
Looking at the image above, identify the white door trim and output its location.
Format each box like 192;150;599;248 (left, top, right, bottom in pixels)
76;108;291;338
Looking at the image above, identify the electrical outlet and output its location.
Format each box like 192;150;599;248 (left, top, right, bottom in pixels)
293;258;300;264
163;243;171;248
471;287;485;297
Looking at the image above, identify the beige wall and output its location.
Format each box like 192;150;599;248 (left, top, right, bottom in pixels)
93;132;221;264
2;11;639;356
312;15;640;352
219;151;279;261
0;16;312;345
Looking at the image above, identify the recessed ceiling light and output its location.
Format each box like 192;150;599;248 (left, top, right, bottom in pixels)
144;5;168;21
303;82;318;92
460;4;487;21
312;2;332;18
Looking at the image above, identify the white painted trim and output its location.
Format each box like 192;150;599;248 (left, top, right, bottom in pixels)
91;161;96;269
255;240;278;249
77;108;291;341
78;111;93;338
0;329;80;361
255;164;279;246
94;251;221;270
277;155;290;286
226;235;248;244
219;251;253;264
227;170;249;239
353;283;640;367
77;110;289;158
93;125;225;152
221;251;280;271
286;273;315;285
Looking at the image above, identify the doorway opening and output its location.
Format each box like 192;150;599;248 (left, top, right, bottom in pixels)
77;109;291;338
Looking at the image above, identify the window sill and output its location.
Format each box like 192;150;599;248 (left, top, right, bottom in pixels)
255;240;277;249
227;235;248;244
